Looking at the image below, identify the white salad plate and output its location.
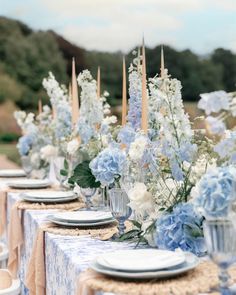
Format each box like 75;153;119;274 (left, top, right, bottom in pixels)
7;179;51;189
20;191;77;203
91;252;199;279
51;211;114;223
0;169;26;178
96;249;186;272
47;216;115;227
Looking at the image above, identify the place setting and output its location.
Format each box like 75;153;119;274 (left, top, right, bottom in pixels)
90;249;199;279
0;169;26;178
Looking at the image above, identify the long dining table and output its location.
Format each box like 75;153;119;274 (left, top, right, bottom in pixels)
0;178;133;295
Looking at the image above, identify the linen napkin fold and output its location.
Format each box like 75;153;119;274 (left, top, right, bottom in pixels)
7;201;23;278
0;187;9;236
0;270;12;290
76;270;104;295
25;224;51;295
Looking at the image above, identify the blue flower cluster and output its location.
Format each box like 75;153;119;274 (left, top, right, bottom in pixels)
90;147;126;186
156;203;206;256
18;134;35;156
194;166;236;218
162;139;197;181
55;105;72;140
77;118;94;144
214;132;236;164
117;125;136;147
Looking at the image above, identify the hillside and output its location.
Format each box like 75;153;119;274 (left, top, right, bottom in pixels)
0;16;236;113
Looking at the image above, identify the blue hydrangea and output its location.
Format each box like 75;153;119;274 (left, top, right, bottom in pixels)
117;125;136;147
77;118;94;144
17;134;35;156
214;131;236;164
194;166;236;218
156;203;206;256
54;105;72;140
90;147;126;186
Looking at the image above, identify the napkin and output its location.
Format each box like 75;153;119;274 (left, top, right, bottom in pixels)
7;201;23;278
25;224;51;295
76;270;104;295
0;270;12;290
0;187;9;236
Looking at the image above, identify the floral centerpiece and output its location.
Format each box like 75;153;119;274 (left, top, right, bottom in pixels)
68;70;118;191
112;55;216;255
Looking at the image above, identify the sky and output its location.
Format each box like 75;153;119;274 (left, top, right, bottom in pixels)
1;0;236;54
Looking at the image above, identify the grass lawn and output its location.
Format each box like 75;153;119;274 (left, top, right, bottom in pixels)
0;143;20;165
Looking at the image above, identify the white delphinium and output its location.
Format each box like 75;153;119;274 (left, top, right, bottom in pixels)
129;136;148;161
77;70;104;126
14;111;37;134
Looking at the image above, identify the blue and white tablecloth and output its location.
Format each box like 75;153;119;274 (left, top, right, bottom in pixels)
5;191;133;295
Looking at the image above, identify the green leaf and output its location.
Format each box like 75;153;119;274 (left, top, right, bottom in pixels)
64;159;69;170
68;160;101;188
60;169;68;176
118;229;141;242
130;220;142;229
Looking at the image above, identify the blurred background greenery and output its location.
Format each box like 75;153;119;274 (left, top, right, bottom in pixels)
0;15;236;164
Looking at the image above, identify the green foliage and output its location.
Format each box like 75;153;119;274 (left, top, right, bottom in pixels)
68;160;101;188
0;132;19;143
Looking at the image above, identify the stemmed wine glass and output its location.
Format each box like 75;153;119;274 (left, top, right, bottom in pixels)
109;188;132;236
80;187;97;210
53;156;67;189
21;156;33;178
203;218;236;294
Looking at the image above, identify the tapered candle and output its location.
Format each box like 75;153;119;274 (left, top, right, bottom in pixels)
141;39;148;133
122;57;127;126
38;99;42;114
160;46;165;78
97;66;101;99
71;57;79;125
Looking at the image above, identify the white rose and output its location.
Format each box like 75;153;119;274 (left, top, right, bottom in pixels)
30;152;40;167
128;182;155;217
67;139;79;155
40;145;58;162
129;136;147;161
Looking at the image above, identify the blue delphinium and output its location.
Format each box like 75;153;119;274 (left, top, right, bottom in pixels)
156;203;206;256
77;118;94;144
17;134;35;156
89;147;126;186
194;166;236;218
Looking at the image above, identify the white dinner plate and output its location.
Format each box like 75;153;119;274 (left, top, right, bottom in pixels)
48;216;115;227
21;191;75;199
52;211;113;223
21;196;78;203
91;252;199;279
96;249;186;272
7;179;51;189
0;169;26;178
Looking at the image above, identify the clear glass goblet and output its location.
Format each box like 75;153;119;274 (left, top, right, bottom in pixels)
53;156;67;189
21;156;33;178
80;187;97;210
109;188;132;236
204;219;236;294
